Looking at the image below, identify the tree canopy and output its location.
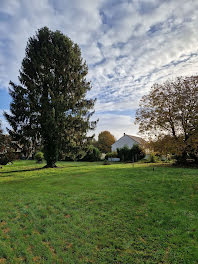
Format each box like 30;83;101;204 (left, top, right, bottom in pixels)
0;121;15;165
96;131;116;153
0;121;3;153
136;76;198;163
5;27;97;167
116;145;145;162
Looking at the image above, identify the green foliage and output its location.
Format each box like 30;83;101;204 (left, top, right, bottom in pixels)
34;151;44;163
5;27;97;167
147;153;159;163
117;144;145;162
0;155;12;165
103;160;111;165
1;160;198;263
117;145;130;161
0;122;15;165
105;151;117;160
0;120;3;152
4;83;41;159
131;144;146;161
82;145;101;162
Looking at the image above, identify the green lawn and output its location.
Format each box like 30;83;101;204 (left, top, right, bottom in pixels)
0;161;198;263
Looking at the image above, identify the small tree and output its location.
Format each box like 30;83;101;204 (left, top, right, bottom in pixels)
0;122;15;165
148;135;183;159
96;131;116;153
35;151;44;163
105;152;118;160
82;145;101;162
117;146;131;161
117;145;145;162
131;144;145;162
148;153;158;163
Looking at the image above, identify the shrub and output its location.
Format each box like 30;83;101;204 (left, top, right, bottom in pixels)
35;152;44;163
131;145;145;161
0;133;15;165
117;146;131;161
0;155;9;165
82;145;101;162
0;152;15;165
103;160;111;165
146;153;159;163
105;152;117;160
117;145;145;162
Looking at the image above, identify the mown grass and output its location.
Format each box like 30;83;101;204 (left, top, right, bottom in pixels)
0;160;198;263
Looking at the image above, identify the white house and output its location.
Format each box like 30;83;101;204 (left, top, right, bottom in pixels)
111;133;146;152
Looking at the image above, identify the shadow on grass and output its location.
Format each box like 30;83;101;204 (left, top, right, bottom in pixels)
0;162;172;177
0;167;46;175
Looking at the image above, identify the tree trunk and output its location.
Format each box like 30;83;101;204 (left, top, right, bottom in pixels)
132;155;134;163
44;162;57;168
180;150;188;164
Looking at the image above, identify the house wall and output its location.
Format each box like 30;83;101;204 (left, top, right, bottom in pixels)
111;135;139;152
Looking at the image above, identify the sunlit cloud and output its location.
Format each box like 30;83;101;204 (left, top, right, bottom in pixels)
0;0;198;138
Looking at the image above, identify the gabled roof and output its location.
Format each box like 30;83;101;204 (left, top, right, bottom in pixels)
126;134;146;145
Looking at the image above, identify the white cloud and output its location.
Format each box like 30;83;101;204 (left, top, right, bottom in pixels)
92;113;139;140
0;0;198;135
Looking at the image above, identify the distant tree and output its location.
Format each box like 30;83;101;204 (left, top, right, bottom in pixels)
148;135;182;156
117;145;145;162
136;76;198;163
82;145;101;162
0;121;15;165
117;145;131;161
4;27;97;167
90;137;98;148
105;151;118;160
97;131;116;153
131;144;145;162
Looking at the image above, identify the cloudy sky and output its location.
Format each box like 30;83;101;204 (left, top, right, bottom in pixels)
0;0;198;139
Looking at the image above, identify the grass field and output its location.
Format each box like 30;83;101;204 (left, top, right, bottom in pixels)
0;161;198;263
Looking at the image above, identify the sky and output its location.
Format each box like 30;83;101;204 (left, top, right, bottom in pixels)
0;0;198;139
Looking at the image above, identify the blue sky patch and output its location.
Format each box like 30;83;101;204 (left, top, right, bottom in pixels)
0;0;198;138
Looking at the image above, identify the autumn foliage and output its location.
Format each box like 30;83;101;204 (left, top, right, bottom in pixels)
96;131;116;153
136;76;198;164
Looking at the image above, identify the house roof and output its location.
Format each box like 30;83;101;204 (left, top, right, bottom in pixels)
126;134;146;145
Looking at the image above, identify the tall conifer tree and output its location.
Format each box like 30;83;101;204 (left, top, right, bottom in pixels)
5;27;97;167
